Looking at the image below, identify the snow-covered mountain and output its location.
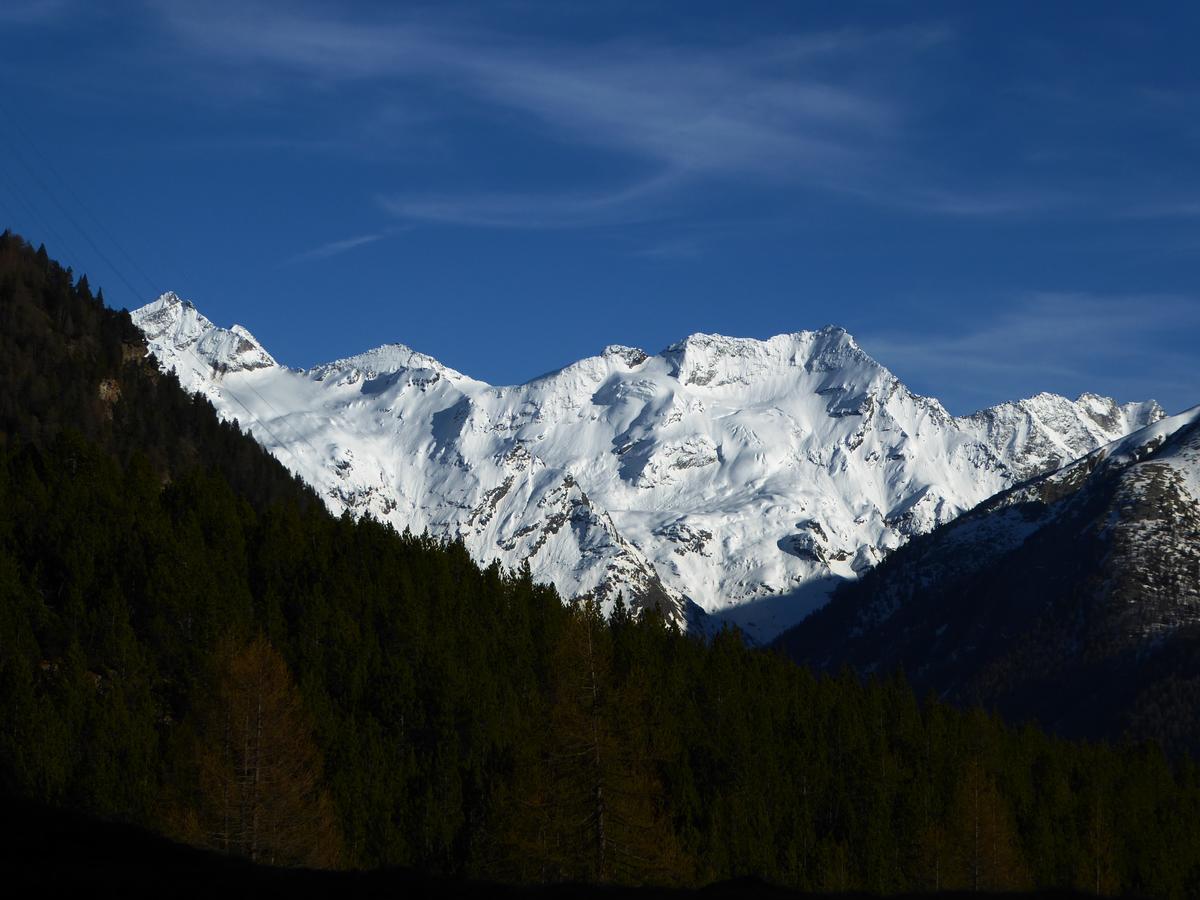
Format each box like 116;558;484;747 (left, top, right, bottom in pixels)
131;292;1163;638
776;405;1200;747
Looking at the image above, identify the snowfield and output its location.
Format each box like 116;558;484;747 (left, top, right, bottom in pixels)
133;293;1163;639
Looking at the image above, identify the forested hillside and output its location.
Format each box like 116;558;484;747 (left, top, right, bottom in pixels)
2;230;1200;896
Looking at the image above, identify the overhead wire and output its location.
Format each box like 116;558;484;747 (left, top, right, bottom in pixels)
0;98;328;467
0;97;165;297
0;129;154;305
0;152;88;270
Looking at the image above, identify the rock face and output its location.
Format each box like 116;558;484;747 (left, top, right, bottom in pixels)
776;407;1200;748
132;292;1163;637
134;293;276;379
962;392;1165;481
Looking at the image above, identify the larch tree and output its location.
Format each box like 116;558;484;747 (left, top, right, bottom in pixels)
947;757;1028;892
191;633;341;868
501;598;683;885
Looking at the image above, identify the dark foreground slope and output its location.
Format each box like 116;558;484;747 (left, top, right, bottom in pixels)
3;230;1200;896
0;796;1097;900
777;407;1200;753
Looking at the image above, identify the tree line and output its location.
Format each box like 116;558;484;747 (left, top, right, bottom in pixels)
2;230;1200;895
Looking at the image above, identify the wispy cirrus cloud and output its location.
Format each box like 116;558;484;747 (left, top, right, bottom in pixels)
377;170;685;229
859;293;1200;413
152;6;923;174
285;229;402;265
148;4;965;227
138;3;1199;231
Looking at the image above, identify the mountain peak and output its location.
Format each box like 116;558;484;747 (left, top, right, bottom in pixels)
131;292;275;376
601;344;649;367
309;342;468;383
965;391;1166;481
156;290;191;309
655;327;886;396
133;291;214;348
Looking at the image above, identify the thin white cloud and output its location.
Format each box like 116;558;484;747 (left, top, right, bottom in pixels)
285;231;389;265
158;10;900;177
378;170;684;229
858;293;1200;412
25;5;1200;229
147;5;1195;228
149;4;958;226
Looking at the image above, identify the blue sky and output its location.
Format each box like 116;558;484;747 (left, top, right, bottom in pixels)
0;1;1197;414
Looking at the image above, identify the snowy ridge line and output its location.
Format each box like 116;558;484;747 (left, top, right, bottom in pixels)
130;293;329;468
132;291;1164;640
774;399;1200;718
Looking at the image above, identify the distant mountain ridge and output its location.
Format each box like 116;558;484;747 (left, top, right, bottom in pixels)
776;405;1200;749
132;291;1163;637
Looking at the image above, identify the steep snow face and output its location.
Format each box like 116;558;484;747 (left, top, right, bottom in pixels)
134;293;275;387
963;392;1166;481
132;292;1163;639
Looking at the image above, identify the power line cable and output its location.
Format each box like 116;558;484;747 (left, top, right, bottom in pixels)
0;98;167;298
165;344;325;467
0;157;87;268
0;127;150;306
0;102;328;468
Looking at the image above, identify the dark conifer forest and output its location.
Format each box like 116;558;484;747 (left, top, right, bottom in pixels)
3;230;1200;896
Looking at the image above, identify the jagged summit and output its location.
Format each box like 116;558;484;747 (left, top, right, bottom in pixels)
310;343;471;384
1034;403;1200;499
132;292;275;386
518;327;880;398
130;294;1164;639
965;390;1166;480
576;327;890;402
134;291;204;342
661;326;869;368
601;344;649;367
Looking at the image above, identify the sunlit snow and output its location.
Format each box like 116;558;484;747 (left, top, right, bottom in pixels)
132;293;1163;640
